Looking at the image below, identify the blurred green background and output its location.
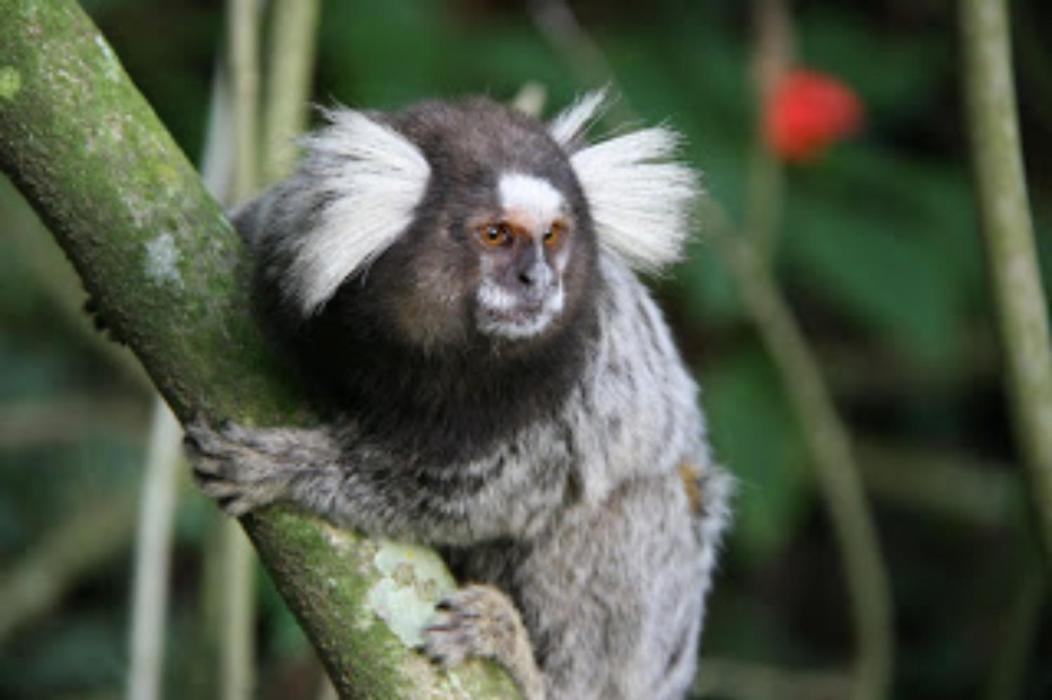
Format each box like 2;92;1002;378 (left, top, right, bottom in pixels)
1;0;1051;698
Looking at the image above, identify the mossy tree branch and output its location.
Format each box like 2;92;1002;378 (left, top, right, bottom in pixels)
0;1;518;697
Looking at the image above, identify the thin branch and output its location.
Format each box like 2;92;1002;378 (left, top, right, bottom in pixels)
0;396;146;447
960;0;1052;566
192;58;238;700
127;399;185;700
714;230;893;700
719;3;892;695
220;2;264;697
229;0;261;204
219;519;256;700
855;439;1022;530
744;0;790;260
261;0;320;184
525;0;634;124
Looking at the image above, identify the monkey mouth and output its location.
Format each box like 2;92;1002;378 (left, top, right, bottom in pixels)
489;301;544;321
478;304;556;339
475;287;565;340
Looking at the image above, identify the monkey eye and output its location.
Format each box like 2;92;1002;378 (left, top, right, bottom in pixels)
543;221;566;248
479;222;512;248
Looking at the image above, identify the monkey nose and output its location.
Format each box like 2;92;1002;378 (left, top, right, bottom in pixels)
517;259;551;290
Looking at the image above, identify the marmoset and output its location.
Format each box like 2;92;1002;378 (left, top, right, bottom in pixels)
186;91;732;700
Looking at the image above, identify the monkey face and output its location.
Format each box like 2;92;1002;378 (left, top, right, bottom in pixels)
373;167;594;354
470;173;575;340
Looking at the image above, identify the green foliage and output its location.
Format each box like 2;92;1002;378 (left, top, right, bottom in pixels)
798;7;953;119
702;349;808;564
780;147;982;370
2;615;125;696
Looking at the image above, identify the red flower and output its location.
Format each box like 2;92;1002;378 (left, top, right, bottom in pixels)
763;69;864;162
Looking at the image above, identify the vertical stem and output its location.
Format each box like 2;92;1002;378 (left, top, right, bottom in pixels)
746;0;791;260
127;399;184;700
743;132;783;260
220;522;256;700
261;0;320;185
191;61;234;700
526;0;635;124
720;233;893;700
960;0;1052;565
229;0;261;203
219;2;262;699
716;2;893;696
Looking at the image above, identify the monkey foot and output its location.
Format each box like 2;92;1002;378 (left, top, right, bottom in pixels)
423;584;525;667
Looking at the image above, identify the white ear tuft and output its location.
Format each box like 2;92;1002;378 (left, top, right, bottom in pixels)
570;126;699;273
287;108;431;313
548;88;609;149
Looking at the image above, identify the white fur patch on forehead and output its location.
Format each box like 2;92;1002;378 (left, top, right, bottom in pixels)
289;108;430;313
570;126;699;273
498;173;564;225
548;88;609;149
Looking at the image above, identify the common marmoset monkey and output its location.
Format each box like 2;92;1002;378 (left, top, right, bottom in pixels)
186;91;732;700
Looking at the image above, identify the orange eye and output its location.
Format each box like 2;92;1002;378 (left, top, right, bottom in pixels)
480;222;511;247
543;221;566;247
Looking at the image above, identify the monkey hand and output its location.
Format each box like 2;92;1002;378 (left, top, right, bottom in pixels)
424;584;546;700
184;419;314;516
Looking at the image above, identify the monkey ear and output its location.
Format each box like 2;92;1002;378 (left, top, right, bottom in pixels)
284;107;431;314
570;126;700;274
548;88;610;150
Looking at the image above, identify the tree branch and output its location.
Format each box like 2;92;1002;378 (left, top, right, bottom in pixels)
714;231;893;700
127;399;184;700
0;2;517;697
960;0;1052;567
261;0;320;185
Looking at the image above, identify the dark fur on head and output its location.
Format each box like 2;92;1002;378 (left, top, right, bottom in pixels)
243;98;600;463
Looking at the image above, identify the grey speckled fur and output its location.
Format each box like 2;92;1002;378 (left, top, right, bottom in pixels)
187;95;732;700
